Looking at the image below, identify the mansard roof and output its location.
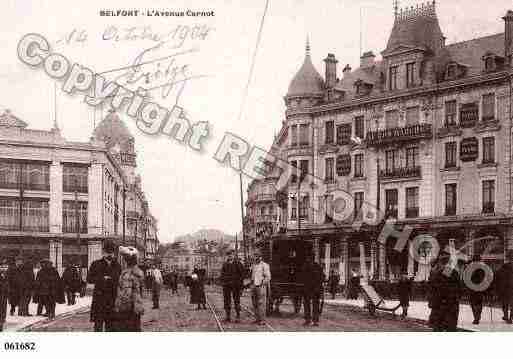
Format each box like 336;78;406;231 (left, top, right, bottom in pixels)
445;33;504;76
334;61;384;97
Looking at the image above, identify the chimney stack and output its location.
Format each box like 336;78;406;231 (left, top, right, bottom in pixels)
503;10;513;65
360;51;376;68
324;53;338;89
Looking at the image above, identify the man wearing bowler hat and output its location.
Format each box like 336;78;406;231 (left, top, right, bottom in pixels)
87;240;122;331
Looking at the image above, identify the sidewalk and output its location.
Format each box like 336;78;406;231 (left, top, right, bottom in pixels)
325;297;513;332
3;296;92;332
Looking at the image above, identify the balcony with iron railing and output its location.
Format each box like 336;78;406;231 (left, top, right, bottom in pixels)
385;208;398;220
255;214;277;224
366;123;432;146
287;143;313;157
379;166;421;180
405;207;419;219
254;193;276;202
437;122;462;138
482;202;495;214
445;206;456;216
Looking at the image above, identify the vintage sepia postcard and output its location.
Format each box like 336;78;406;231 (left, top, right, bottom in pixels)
1;0;513;357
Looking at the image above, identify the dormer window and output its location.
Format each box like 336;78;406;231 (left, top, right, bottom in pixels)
485;57;495;72
445;62;469;81
482;52;505;73
354;79;373;96
406;62;416;88
389;66;399;90
446;63;457;80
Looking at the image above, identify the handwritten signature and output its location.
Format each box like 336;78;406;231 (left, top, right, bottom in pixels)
100;42;208;104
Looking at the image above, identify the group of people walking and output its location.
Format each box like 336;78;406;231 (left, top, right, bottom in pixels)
0;256;84;331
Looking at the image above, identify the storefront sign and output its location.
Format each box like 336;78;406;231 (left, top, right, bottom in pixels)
460;137;478;162
336;154;351;176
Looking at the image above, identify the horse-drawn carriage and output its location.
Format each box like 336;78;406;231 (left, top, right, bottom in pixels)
258;235;314;316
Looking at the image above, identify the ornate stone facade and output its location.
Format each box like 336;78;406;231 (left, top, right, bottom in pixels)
247;2;513;285
0;109;159;273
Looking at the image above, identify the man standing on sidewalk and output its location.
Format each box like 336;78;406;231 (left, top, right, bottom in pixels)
17;259;34;316
300;256;324;327
496;250;513;323
220;250;244;322
250;251;270;325
0;260;9;332
149;263;163;309
87;240;121;332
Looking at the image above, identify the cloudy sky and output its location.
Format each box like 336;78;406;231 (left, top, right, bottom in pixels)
0;0;511;242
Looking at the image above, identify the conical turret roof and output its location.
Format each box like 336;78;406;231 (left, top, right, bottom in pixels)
286;39;325;98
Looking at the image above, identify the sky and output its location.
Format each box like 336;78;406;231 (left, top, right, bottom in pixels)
0;0;511;242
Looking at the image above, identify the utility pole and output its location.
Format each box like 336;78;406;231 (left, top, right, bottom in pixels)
238;170;247;262
122;185;126;246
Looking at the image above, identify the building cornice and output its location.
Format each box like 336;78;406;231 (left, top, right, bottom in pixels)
0;138;128;184
285;71;512;120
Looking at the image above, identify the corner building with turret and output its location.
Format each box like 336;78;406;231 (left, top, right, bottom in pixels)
247;2;513;285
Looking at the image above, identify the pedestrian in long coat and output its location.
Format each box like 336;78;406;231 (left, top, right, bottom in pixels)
428;257;462;331
495;251;513;323
0;260;9;332
17;260;35;316
398;273;412;318
87;240;122;332
114;246;144;332
220;250;245;322
300;257;325;326
6;260;21;316
62;264;82;306
348;269;360;299
34;260;64;319
170;270;178;294
190;266;207;309
466;255;486;325
327;270;340;300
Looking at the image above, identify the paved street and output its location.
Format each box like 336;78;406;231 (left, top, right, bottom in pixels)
26;285;430;332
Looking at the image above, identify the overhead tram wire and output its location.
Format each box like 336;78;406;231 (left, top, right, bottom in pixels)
236;0;270;125
236;0;270;260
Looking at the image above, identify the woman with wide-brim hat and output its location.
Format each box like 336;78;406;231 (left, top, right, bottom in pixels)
113;246;145;331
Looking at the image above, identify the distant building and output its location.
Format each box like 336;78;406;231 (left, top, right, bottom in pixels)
162;246;202;274
0;109;159;273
